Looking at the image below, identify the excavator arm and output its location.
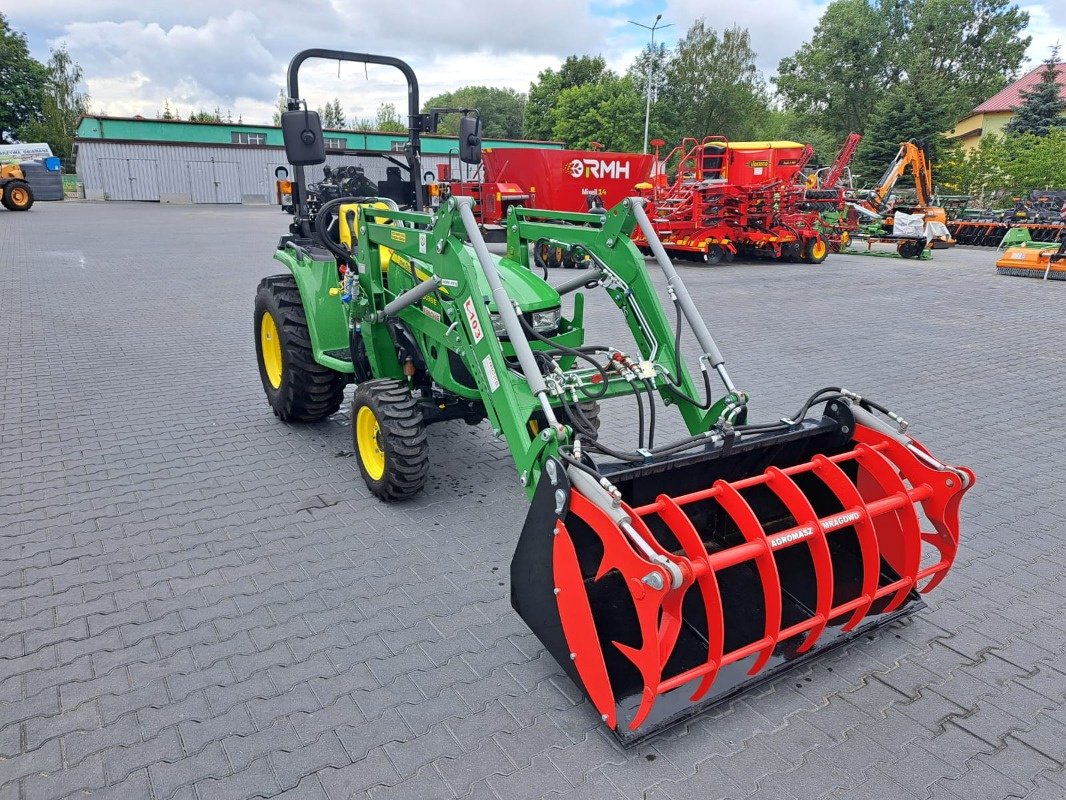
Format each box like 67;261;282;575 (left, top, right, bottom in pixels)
867;139;934;214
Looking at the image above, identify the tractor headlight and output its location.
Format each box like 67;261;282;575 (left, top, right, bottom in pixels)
531;309;561;333
488;308;561;339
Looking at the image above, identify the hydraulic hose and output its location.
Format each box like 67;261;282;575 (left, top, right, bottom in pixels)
518;315;610;399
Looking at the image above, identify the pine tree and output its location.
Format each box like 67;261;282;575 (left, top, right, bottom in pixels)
1006;47;1065;136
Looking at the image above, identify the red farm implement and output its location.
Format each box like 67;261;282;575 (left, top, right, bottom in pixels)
631;136;843;264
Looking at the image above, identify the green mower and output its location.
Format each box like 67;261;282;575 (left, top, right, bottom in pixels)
255;49;975;744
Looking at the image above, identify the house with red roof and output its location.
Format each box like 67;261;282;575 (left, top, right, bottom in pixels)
946;62;1066;151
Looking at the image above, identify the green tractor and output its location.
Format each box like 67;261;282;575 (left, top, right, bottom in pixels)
256;49;975;744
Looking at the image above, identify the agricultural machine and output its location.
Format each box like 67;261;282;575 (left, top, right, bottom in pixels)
435;145;655;245
256;49;975;743
848;139;954;250
0;164;34;211
996;228;1066;280
632;136;837;264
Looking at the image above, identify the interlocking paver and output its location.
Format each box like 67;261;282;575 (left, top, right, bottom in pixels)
3;203;1063;799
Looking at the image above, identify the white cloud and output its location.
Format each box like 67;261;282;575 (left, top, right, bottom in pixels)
7;0;1066;123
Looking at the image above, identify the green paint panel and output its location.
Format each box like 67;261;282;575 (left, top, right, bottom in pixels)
75;117;563;154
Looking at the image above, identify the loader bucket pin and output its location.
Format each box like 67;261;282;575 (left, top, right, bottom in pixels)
511;408;973;745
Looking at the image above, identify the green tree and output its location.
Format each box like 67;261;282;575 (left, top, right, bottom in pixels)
626;42;669;106
353;103;406;132
549;76;645;150
1006;47;1065;136
0;13;47;142
776;0;894;139
938;129;1066;201
423;86;526;139
16;46;89;164
271;90;286;126
660;21;769;141
524;55;609;140
188;107;224;123
776;0;1030;154
319;98;345;129
852;75;950;181
160;100;177;120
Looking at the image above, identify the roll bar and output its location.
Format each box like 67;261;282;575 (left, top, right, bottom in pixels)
284;49;425;219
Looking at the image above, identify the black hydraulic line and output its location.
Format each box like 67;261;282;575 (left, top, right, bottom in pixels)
633;381;646;450
661;298;715;410
518;316;610;399
642;378;657;449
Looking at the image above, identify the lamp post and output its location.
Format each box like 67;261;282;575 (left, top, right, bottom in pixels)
629;13;672;155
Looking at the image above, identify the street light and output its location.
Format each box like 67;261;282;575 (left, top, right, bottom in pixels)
629;13;672;155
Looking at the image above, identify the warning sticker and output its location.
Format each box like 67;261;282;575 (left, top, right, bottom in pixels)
464;297;484;343
421;306;441;322
419;232;427;254
483;355;500;392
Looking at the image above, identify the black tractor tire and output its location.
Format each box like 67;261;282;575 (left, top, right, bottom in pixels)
702;244;725;265
2;180;33;211
780;242;802;262
255;274;346;422
803;235;829;264
351;379;429;501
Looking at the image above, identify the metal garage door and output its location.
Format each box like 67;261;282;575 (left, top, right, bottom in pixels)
99;157;160;201
213;161;241;203
188;160;242;204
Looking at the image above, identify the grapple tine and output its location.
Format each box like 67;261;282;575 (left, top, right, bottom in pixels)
654;494;724;702
712;480;782;675
853;442;923;611
810;454;880;631
764;466;833;653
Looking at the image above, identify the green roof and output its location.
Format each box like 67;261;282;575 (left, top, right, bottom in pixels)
74;116;562;154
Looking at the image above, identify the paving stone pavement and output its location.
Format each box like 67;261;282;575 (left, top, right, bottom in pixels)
2;201;1064;799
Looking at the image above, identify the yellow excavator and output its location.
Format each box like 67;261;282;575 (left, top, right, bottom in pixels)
858;139;953;246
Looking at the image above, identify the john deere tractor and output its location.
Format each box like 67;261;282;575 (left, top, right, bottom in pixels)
0;164;34;211
255;49;975;743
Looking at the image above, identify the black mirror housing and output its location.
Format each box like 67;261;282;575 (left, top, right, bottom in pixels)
459;115;482;165
281;109;326;166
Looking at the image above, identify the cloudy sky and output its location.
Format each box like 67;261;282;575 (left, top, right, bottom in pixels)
7;0;1066;125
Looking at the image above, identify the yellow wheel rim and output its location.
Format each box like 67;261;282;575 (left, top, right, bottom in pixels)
260;312;283;389
356;406;386;480
10;188;28;206
813;240;827;259
840;232;851;247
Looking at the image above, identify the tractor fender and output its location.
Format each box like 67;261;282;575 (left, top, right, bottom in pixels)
272;246;353;372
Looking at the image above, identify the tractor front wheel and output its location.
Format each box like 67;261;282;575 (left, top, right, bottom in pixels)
255;275;346;422
352;380;429;501
2;180;33;211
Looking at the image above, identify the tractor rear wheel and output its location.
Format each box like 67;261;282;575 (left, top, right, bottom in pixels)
2;180;33;211
351;380;429;501
803;235;829;264
255;275;346;422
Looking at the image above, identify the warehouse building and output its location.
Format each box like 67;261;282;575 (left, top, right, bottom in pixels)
74;116;561;204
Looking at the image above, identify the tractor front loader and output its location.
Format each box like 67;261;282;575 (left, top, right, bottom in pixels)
256;49;976;744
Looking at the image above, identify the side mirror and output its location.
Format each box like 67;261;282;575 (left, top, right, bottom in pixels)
281;109;326;166
459;115;482;165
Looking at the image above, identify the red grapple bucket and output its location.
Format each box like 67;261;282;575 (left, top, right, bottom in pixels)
511;404;974;745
